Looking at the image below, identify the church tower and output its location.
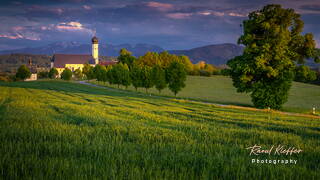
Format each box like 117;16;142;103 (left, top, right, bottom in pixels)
92;36;99;65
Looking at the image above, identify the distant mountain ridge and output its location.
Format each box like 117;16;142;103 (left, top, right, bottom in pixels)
169;43;244;65
0;42;165;57
0;42;245;66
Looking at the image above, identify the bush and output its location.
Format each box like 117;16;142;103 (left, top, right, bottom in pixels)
295;65;317;83
220;69;230;76
61;68;72;80
0;75;10;82
199;70;211;77
73;68;83;80
38;71;49;79
16;65;31;81
49;68;58;79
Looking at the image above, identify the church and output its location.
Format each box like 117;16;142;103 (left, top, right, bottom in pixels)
51;36;116;75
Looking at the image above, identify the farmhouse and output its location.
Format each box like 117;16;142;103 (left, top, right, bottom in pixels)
51;36;116;75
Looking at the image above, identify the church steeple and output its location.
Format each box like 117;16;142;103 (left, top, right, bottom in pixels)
92;36;99;64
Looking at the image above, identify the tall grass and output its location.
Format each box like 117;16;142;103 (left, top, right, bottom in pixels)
0;80;319;179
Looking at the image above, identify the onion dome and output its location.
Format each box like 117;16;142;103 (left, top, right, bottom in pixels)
92;36;98;44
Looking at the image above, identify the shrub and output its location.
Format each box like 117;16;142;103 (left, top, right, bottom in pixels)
16;65;31;81
61;68;72;81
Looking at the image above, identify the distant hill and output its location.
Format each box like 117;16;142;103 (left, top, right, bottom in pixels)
0;42;165;57
169;43;244;65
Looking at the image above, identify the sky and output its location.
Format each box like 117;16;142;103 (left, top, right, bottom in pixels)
1;0;320;50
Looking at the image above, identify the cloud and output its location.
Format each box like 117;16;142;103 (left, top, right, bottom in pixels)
55;21;94;35
300;4;320;12
198;12;211;16
56;21;84;30
228;12;246;17
0;32;40;40
146;2;173;11
83;5;91;10
166;13;193;19
27;5;64;15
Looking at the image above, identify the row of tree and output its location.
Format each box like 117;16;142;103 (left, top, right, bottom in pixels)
81;60;187;95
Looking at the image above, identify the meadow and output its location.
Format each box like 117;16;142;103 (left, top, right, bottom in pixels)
0;80;319;179
92;75;320;114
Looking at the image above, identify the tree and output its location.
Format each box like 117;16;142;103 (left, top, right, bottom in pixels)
177;55;193;73
118;48;136;68
49;68;58;79
227;4;319;109
131;64;143;91
295;65;317;82
16;65;31;80
152;65;167;93
61;68;72;80
121;64;131;88
166;61;187;96
93;64;106;81
73;68;83;80
137;52;160;67
106;65;113;85
82;63;94;80
141;66;154;93
38;71;49;79
110;63;124;88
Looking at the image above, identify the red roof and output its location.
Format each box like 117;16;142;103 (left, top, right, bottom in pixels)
52;54;95;68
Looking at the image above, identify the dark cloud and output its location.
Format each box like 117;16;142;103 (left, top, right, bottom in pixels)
300;4;320;12
0;0;320;50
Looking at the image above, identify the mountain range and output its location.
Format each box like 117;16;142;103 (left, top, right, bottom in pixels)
0;42;244;66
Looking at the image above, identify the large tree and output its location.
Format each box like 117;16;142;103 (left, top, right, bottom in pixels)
16;65;31;80
121;64;131;88
130;64;143;91
118;48;136;68
93;64;106;82
151;65;167;93
227;4;319;109
166;61;187;96
82;63;95;80
140;66;154;93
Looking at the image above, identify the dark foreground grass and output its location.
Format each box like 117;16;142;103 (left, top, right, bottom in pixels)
0;80;319;179
92;75;320;114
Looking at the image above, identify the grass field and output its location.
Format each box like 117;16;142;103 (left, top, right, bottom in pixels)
92;75;320;114
0;80;319;179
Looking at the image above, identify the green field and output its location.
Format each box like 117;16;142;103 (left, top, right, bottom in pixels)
92;75;320;114
0;80;319;179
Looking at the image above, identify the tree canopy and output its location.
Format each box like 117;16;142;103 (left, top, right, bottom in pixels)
227;4;319;109
166;61;187;96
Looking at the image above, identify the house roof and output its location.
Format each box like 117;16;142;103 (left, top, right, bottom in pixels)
52;54;95;68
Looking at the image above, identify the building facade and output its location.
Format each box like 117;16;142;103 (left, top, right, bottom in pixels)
51;36;115;76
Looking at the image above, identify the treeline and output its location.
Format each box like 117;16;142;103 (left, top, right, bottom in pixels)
80;49;187;95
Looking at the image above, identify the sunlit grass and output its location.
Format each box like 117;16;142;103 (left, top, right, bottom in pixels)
91;75;320;114
0;80;319;179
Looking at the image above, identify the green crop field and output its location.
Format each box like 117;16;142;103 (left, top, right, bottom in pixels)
0;80;319;179
92;75;320;114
